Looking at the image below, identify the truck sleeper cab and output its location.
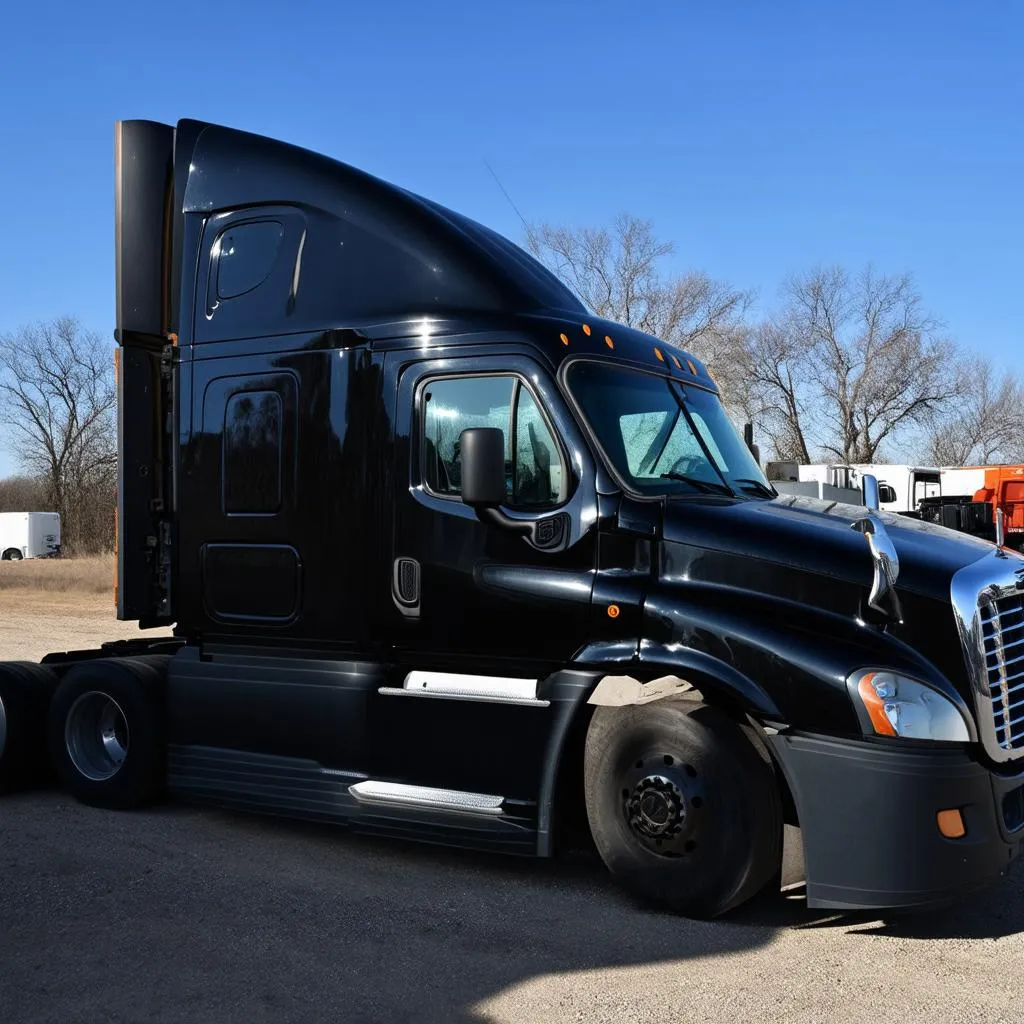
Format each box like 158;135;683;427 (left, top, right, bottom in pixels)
1;119;1023;918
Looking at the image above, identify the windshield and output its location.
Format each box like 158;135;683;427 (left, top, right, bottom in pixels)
566;361;774;498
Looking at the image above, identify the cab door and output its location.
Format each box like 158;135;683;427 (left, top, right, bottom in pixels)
375;349;599;804
388;350;600;675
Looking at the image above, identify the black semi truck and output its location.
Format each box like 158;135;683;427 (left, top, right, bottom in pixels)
1;119;1023;918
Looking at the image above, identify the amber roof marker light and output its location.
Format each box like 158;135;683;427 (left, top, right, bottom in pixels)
604;335;614;349
582;323;592;336
559;332;570;346
654;347;665;362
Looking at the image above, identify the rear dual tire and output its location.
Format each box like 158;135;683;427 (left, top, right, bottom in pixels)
0;662;59;793
584;699;782;918
47;657;170;809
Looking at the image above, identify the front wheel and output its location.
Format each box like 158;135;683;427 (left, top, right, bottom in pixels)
584;699;782;918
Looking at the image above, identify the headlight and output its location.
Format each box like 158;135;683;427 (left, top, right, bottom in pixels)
847;670;971;742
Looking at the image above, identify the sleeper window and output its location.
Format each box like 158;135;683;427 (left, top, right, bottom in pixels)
422;375;565;508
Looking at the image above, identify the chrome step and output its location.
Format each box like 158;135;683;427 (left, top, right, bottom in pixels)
348;780;505;816
378;670;549;707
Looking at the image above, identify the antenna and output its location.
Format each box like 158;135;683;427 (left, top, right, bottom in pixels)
483;158;529;232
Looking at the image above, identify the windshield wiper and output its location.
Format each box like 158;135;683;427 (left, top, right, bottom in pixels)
732;478;777;498
660;472;734;495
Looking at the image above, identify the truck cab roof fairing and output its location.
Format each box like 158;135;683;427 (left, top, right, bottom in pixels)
173;119;586;324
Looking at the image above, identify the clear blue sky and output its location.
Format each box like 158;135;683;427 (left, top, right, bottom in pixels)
0;0;1021;477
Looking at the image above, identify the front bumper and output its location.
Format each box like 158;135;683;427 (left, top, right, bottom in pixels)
770;731;1024;911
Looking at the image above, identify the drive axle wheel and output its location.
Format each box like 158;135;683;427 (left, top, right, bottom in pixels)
0;662;59;793
584;699;781;918
48;657;170;810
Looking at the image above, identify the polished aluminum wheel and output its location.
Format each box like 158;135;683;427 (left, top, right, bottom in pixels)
65;691;130;781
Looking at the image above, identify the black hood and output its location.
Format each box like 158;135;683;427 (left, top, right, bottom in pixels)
660;493;998;607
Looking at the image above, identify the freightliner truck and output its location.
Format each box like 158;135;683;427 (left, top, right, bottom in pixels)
1;119;1023;918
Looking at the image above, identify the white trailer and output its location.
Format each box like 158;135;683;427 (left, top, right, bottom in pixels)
939;467;988;498
0;512;61;560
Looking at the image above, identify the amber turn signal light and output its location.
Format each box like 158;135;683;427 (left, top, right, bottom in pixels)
936;808;966;839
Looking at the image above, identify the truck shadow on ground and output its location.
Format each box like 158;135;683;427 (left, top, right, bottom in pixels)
3;795;1023;1024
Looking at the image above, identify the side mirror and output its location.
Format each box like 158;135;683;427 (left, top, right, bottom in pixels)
862;473;880;511
743;422;761;465
459;427;506;508
879;484;898;504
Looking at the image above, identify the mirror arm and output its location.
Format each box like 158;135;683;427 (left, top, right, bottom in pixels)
476;505;534;538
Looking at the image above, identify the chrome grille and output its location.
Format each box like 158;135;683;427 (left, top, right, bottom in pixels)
951;548;1024;763
980;592;1024;751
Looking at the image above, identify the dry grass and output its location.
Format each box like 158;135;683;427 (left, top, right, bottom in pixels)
0;554;113;594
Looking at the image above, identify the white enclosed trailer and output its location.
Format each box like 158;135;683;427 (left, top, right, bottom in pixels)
0;512;61;560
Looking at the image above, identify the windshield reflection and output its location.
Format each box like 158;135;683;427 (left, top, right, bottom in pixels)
566;360;775;499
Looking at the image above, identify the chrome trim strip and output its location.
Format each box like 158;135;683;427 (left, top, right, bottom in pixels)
318;767;369;780
951;547;1024;762
348;780;505;816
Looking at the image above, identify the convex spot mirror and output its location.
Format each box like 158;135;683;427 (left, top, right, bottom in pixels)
459;427;506;507
879;484;898;504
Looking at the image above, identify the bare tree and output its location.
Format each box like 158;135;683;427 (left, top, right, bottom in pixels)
747;266;959;463
927;358;1024;466
741;320;814;463
525;215;752;382
0;317;116;553
0;474;48;512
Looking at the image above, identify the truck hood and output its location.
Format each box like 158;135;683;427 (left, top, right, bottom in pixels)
660;493;998;606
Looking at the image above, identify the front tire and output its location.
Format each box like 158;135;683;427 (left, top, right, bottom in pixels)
48;657;169;810
584;699;782;918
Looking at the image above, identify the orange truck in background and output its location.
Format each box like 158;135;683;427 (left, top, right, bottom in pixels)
918;465;1024;550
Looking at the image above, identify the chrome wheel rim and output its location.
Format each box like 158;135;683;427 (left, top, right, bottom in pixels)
65;691;129;781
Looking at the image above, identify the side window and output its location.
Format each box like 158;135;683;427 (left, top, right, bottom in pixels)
422;375;565;508
514;387;563;506
223;390;283;514
215;220;285;300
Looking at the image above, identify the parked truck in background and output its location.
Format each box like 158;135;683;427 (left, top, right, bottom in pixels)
1;119;1024;918
0;512;61;560
918;466;1024;551
767;462;941;515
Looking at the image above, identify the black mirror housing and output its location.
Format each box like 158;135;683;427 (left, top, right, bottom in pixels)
879;484;898;504
459;427;506;507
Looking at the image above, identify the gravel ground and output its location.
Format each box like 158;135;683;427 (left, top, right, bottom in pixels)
2;603;1024;1023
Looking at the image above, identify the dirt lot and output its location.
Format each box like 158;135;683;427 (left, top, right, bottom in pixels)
2;591;1024;1023
0;589;171;662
